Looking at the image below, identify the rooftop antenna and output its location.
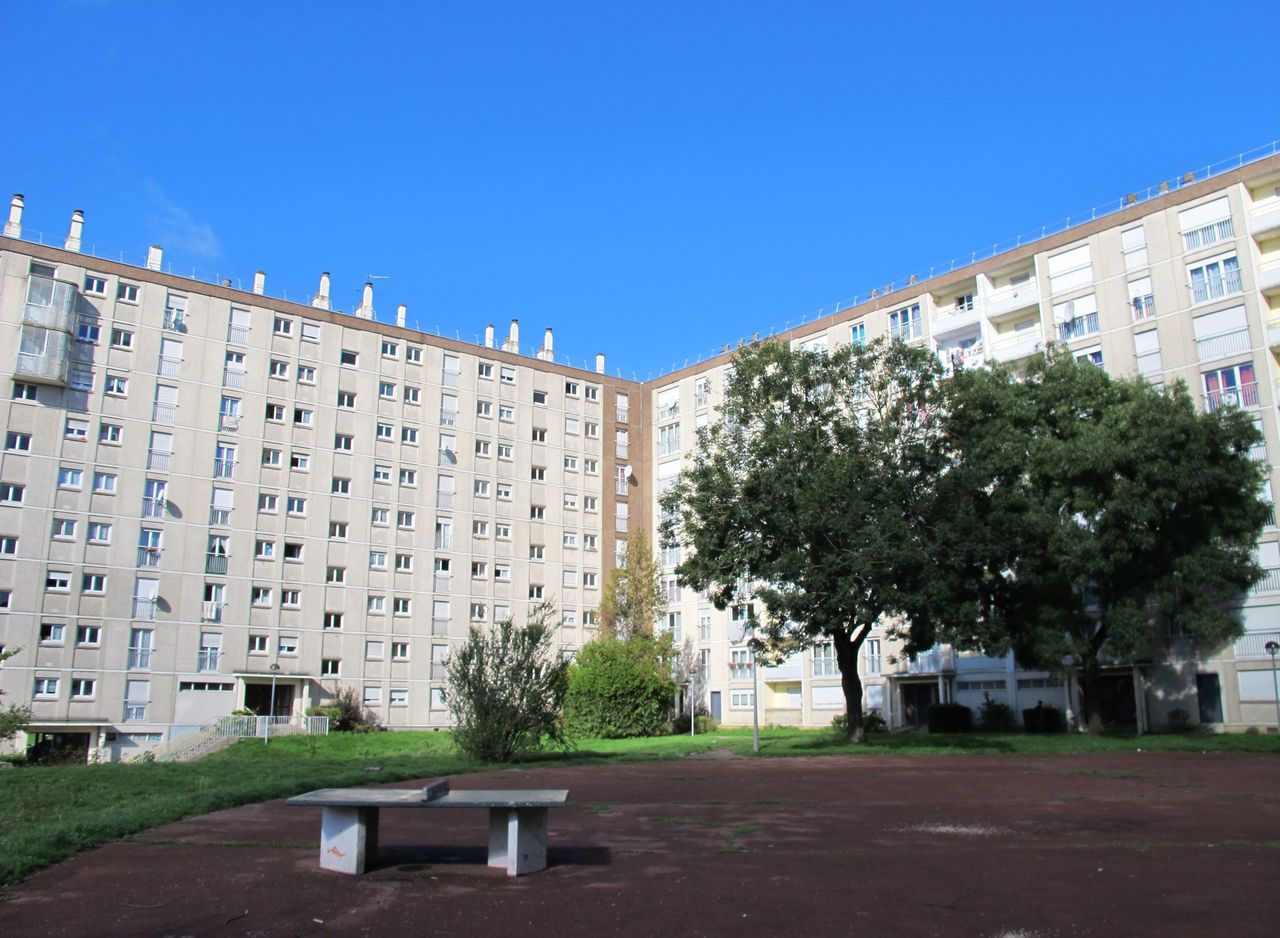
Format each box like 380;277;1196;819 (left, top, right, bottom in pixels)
367;274;391;281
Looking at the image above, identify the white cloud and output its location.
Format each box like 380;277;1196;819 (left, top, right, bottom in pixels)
144;183;223;260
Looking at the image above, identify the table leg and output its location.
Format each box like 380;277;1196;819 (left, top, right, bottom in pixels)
487;807;548;876
319;806;379;874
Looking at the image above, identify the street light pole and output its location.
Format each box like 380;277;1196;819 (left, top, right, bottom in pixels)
751;642;760;754
266;663;280;745
1266;641;1280;731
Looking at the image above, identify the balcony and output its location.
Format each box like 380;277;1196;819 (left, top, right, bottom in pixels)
431;662;448;681
432;617;449;636
205;554;229;575
761;659;802;681
893;645;957;675
1250;567;1280;595
436;492;454;509
156;356;182;378
147;450;172;471
1136;350;1163;378
931;301;984;336
201;601;224;623
141;498;166;519
24;275;76;331
986;281;1040;319
127;649;152;670
1258;262;1280;296
132;597;157;620
209;507;231;526
1233;630;1280;657
153;403;177;425
162;309;187;333
1250;440;1268;462
123;703;148;722
137;546;162;567
213;458;235;479
218;414;240;432
197;650;220;672
988;327;1044;363
227;324;250;345
1204;381;1259;412
222;368;245;389
15;342;71;385
1251;205;1280;239
434;574;451;593
442;370;459;388
1057;312;1100;343
1196;328;1250;363
1191;268;1243;305
940;343;984;377
440;409;457;428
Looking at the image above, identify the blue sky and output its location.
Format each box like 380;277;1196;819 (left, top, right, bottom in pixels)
2;1;1276;379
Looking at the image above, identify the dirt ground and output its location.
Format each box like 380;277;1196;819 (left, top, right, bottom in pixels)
2;750;1278;937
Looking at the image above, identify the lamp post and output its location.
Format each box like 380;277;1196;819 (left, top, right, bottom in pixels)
1266;641;1280;731
266;663;280;744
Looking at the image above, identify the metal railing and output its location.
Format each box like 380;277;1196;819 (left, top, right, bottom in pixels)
1058;312;1100;342
152;403;176;424
209;508;231;526
162;310;187;332
201;601;224;622
1136;350;1163;378
1190;267;1243;304
156;356;182;377
436;492;454;508
227;325;250;345
218;414;240;432
146;450;171;471
1234;630;1280;657
1251;567;1280;594
213;458;235;478
222;369;245;389
1131;295;1156;320
432;618;449;636
442;370;459;388
132;597;157;620
137;546;161;567
439;409;457;427
141;498;166;519
1195;328;1250;362
205;554;228;574
897;646;957;674
197;650;220;672
1204;381;1259;412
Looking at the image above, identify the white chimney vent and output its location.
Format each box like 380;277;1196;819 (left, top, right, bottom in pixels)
595;353;605;374
396;303;407;328
504;319;520;353
484;324;495;348
356;281;374;320
146;245;163;271
536;328;554;362
253;270;266;295
64;209;84;252
312;272;331;310
3;194;22;238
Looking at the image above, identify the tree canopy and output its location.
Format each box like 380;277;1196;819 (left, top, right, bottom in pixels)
661;337;946;741
599;529;666;639
924;349;1268;723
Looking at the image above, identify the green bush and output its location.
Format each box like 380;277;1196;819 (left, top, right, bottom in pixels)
563;634;678;738
446;603;570;762
977;694;1017;732
313;685;376;732
927;703;973;733
831;711;886;736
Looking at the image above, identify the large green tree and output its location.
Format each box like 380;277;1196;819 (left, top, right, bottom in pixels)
599;530;666;639
925;349;1269;725
661;337;946;742
0;647;30;745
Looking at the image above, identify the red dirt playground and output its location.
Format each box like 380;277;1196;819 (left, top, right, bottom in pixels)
2;751;1279;937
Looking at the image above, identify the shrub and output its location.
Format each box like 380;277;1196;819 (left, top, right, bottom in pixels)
977;694;1017;732
563;634;678;738
315;685;376;733
927;703;973;733
1167;708;1192;734
1023;704;1067;733
832;711;886;736
446;603;570;762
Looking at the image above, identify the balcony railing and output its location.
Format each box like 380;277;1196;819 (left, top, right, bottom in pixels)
896;646;957;674
162;310;187;333
201;601;224;623
147;450;172;471
1234;630;1280;658
222;368;245;389
434;574;451;593
1250;441;1268;462
442;370;459;388
1131;295;1156;321
197;650;220;672
436;492;454;509
218;414;240;432
1123;246;1149;271
132;597;157;620
123;703;148;721
156;356;182;377
205;554;229;574
1250;567;1280;595
141;498;166;519
227;324;250;345
15;347;70;384
1058;312;1100;342
1204;381;1259;412
432;618;449;636
137;546;161;567
1196;328;1250;363
209;507;231;526
1191;268;1243;304
213;458;235;479
152;403;176;424
440;410;457;427
431;662;448;681
435;534;452;550
1136;350;1163;378
616;407;630;423
658;403;679;421
616;443;629;459
127;648;152;669
989;328;1044;361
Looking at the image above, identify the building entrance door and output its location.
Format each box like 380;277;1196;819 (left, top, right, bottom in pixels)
902;683;937;727
710;691;722;721
1196;673;1223;724
244;682;294;717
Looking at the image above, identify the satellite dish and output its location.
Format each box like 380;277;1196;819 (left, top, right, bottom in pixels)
623;465;634;480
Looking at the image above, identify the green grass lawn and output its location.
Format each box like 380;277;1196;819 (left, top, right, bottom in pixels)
2;726;1277;887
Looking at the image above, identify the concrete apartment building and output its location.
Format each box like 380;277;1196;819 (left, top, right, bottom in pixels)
3;150;1280;757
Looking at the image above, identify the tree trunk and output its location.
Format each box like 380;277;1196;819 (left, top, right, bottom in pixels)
831;627;868;744
1078;652;1101;730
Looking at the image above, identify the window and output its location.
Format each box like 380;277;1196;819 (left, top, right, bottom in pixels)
251;586;272;606
585;385;599;402
278;635;299;655
373;464;392;483
500;366;516;384
731;690;755;709
497;443;513;460
334;433;353;452
40;623;66;643
478;362;493;379
584;534;598;550
476;439;492;457
473;520;490;537
58;467;83;488
531;427;547;443
104;374;128;396
849;321;867;345
406;345;422;364
287;495;307;515
584;458;599;475
110;327;134;349
404;386;420;404
332;477;351;495
76;625;102;646
363;686;383;706
698;610;711;641
34;678;59;698
269;359;288;379
1188;254;1242;305
499;404;515;422
470;602;487;620
248;635;268;654
472;560;488;578
393;597;412;615
53;517;76;539
530;505;545;520
371;507;390;526
325;566;346;585
273;317;293;336
564;455;578;472
380;339;398;358
495;563;512;582
377;422;394;441
474;479;490;497
1179;197;1234;252
477;400;493;418
0;483;23;504
658;424;680;456
87;522;111;543
531;466;546;481
83;274;107;295
329;521;349;539
64;418;88;441
888;304;922;341
336;390;355;408
396;553;413;572
564;416;579;435
12;382;37;401
322;659;341;677
368;595;386;613
255;539;276;559
397;510;415;529
530;544;545;560
296;364;316;384
379;381;396;400
564;493;578;510
117;282;139;302
813;642;837;677
293;407;313;426
584;496;599;512
45;570;71;592
496;483;513;500
496;522;512;540
93;471;117;493
1129;277;1156;321
265;402;285;422
1203;362;1258;411
340;349;358;366
5;432;31;452
1054;295;1099;342
281;589;301;607
283;541;303;561
583;572;598;589
529;585;545;600
76;318;101;343
324;612;344;630
392;641;409;661
402;427;419;445
1047;244;1093;295
585;421;599;439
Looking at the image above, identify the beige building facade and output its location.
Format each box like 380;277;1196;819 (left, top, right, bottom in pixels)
3;152;1280;757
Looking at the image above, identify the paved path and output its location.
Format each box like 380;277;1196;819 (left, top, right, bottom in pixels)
3;751;1279;936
